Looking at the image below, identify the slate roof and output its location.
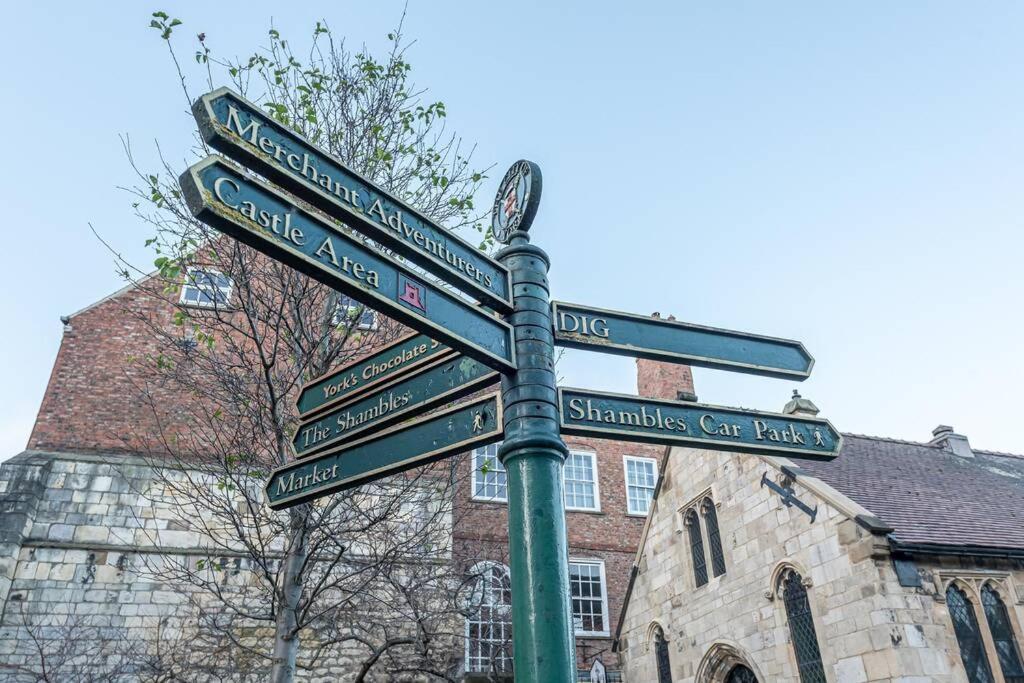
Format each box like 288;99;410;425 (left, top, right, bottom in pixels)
797;434;1024;551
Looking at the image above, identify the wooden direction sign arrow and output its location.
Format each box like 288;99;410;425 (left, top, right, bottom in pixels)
552;301;813;380
293;353;498;458
298;333;449;419
266;392;502;510
557;387;841;461
179;157;516;374
193;88;513;313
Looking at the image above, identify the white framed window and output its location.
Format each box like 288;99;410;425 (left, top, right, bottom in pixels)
472;443;507;503
623;456;658;516
563;449;600;511
465;561;513;673
332;294;376;330
179;268;233;308
569;559;610;637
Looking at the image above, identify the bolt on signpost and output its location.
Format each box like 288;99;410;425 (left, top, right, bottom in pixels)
181;85;840;682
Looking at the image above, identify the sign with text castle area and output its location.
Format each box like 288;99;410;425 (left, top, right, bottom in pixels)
294;353;498;458
179;157;515;373
552;302;813;380
558;388;840;460
298;333;449;418
193;88;512;312
266;393;503;509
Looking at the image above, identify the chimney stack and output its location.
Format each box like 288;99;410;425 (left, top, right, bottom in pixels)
635;313;696;401
929;425;974;458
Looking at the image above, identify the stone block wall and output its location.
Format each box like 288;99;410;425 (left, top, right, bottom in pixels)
0;450;458;682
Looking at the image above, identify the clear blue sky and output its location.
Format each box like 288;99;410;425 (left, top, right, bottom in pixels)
2;2;1022;459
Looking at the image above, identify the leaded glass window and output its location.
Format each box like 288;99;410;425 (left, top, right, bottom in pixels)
465;562;512;673
981;584;1024;682
702;498;726;577
947;584;994;683
782;570;826;683
653;626;672;683
685;509;707;588
726;665;758;683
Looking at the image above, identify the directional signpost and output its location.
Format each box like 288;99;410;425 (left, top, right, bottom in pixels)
293;353;497;458
178;84;843;683
193;88;513;312
552;301;813;380
297;333;449;418
558;387;841;460
179;156;515;373
267;393;502;509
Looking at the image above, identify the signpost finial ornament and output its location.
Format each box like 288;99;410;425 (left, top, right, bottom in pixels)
491;160;542;244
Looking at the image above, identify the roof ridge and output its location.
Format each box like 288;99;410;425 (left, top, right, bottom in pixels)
839;432;933;447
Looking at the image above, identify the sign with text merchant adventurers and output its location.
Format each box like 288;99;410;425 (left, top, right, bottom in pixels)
193;88;513;312
293;353;497;458
558;387;841;460
179;156;515;373
266;393;502;510
297;333;450;418
552;301;813;380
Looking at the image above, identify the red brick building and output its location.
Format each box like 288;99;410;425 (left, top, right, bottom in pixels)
13;269;694;680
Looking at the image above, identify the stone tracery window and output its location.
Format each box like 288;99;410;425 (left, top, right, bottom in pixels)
701;498;726;577
780;569;826;683
653;625;672;683
947;583;994;683
685;509;708;587
981;584;1024;682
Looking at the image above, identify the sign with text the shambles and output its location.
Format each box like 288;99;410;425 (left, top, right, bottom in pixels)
266;393;503;509
294;353;497;458
179;157;515;373
557;387;841;461
193;88;512;312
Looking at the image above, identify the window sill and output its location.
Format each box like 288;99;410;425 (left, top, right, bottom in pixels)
575;632;612;639
626;511;649;518
565;508;604;515
470;496;508;506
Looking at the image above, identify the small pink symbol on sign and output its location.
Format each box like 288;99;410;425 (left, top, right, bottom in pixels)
398;280;426;312
502;187;518;220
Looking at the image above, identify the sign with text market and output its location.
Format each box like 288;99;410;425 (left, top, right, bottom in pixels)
192;88;513;313
558;388;841;460
266;393;502;510
552;302;813;380
179;156;515;374
294;352;497;458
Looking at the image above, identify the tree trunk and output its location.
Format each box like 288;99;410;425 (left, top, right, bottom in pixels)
270;508;308;682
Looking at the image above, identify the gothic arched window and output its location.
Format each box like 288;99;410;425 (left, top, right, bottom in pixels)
701;498;726;577
653;626;672;683
946;584;994;683
685;509;708;587
465;562;513;674
781;570;826;683
726;664;758;683
980;584;1024;681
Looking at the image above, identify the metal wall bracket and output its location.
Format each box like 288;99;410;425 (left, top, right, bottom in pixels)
760;472;818;522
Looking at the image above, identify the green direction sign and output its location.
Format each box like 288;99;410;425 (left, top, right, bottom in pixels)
557;387;841;460
298;333;449;418
193;88;513;313
266;392;503;510
551;301;813;380
294;353;498;458
179;157;516;374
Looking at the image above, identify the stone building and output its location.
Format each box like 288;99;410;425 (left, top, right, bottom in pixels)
615;393;1024;683
0;268;686;680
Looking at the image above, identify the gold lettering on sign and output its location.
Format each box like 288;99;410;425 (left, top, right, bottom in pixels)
558;312;609;338
566;398;688;433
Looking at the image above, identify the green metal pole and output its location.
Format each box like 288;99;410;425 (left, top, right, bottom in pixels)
497;229;577;682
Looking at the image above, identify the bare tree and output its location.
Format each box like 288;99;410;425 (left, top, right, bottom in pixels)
91;10;496;681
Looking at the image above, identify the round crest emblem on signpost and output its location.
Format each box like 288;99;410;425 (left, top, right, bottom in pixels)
491;160;542;244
